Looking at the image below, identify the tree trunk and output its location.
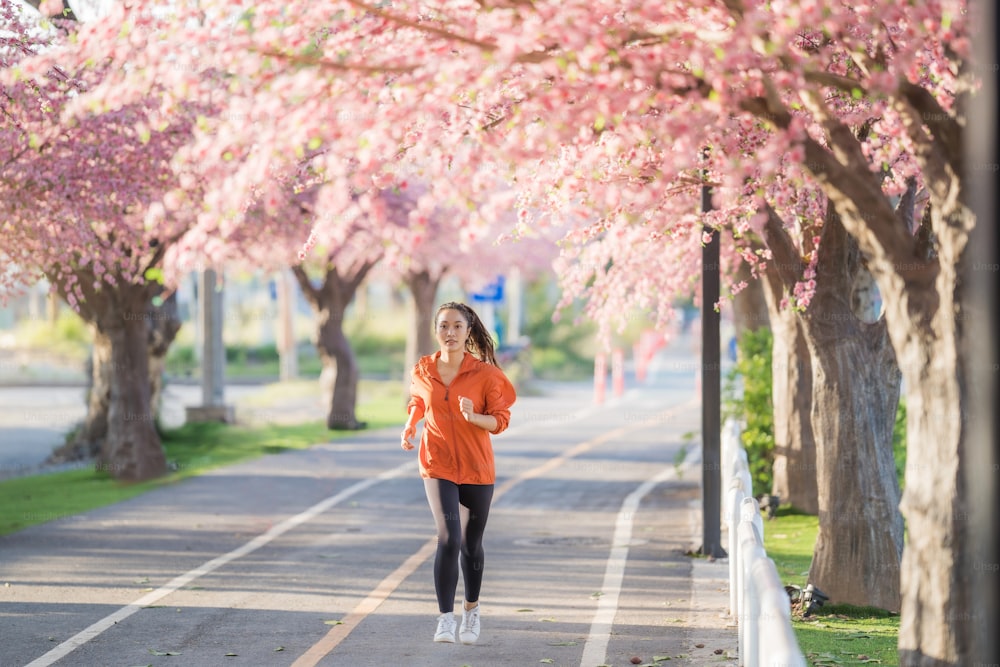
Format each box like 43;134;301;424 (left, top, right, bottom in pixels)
146;291;182;422
49;272;168;481
762;267;818;515
53;327;113;463
803;317;903;610
51;289;181;463
882;207;977;665
851;264;882;323
403;269;443;376
762;203;903;610
747;63;988;661
316;304;365;430
292;263;373;431
800;209;904;611
46;290;59;325
732;258;769;338
800;129;981;661
100;293;166;481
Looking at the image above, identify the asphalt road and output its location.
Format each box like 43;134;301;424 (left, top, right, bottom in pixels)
0;383;311;480
0;345;737;667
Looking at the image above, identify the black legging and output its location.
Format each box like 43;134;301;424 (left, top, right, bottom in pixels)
423;478;494;614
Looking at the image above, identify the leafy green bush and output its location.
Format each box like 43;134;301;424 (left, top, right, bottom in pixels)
722;326;906;497
224;343;280;364
522;279;596;380
529;346;588;380
348;328;406;378
13;310;92;361
723;327;775;493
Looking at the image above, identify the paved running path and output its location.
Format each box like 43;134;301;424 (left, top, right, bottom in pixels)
0;343;737;667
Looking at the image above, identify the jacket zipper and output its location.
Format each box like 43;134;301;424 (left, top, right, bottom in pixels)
444;383;459;480
442;368;469;481
433;357;472;481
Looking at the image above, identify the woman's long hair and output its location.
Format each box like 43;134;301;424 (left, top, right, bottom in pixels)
435;301;500;367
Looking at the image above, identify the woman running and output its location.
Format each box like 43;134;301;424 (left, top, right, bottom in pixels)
400;301;517;644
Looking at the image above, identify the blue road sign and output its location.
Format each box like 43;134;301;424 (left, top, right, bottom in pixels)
470;276;505;303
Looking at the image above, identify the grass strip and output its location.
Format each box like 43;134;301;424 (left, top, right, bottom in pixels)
764;508;900;666
0;379;405;537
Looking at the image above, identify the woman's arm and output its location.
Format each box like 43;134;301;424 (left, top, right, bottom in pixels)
401;404;422;450
457;396;498;432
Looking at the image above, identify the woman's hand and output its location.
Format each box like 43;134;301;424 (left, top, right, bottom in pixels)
400;423;417;450
458;396;497;432
458;396;474;421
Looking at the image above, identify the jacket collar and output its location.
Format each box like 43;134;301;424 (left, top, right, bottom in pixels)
417;350;480;379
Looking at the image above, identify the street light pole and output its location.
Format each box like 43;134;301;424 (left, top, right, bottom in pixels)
701;175;725;558
185;268;234;423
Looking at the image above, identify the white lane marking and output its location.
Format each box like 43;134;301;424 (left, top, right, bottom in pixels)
579;466;677;667
23;460;417;667
291;397;698;666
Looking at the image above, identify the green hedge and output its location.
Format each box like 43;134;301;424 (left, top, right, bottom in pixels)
723;325;908;498
723;327;775;493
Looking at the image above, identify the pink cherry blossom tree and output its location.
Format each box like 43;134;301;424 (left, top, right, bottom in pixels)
1;2;204;480
375;178;561;380
290;191;392;431
16;0;987;660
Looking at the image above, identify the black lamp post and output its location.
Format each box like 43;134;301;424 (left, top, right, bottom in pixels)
701;170;725;558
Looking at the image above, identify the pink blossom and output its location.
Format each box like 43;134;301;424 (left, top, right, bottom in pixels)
39;0;64;16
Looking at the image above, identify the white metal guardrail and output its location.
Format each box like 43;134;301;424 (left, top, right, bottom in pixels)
722;418;806;667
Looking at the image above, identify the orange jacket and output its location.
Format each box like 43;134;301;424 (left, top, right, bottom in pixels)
407;351;516;485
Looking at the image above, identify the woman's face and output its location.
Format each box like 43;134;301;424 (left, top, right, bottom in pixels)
436;309;470;353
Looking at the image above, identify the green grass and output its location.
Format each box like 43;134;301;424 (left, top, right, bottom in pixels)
765;509;900;666
763;511;817;587
795;607;900;666
0;380;406;537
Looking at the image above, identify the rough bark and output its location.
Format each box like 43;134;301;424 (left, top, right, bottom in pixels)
100;293;166;481
746;74;982;658
403;269;444;376
146;291;182;420
797;96;973;664
48;270;167;481
803;315;903;610
761;265;818;515
293;262;374;430
763;203;903;610
51;289;181;463
883;204;976;665
731;258;770;338
52;327;113;462
851;264;882;323
960;28;998;664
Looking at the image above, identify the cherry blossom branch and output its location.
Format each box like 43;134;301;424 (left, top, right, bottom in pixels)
344;258;378;293
801;69;865;95
760;202;805;290
812;200;856;308
340;0;561;67
252;49;418;74
896;79;963;185
741;86;928;283
20;0;79;22
767;80;918;253
341;0;497;51
291;264;323;309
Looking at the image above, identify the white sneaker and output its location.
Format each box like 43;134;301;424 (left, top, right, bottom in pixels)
459;603;480;644
434;612;456;643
